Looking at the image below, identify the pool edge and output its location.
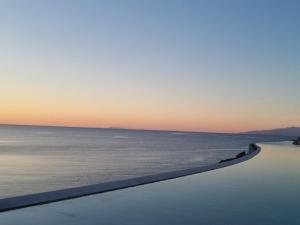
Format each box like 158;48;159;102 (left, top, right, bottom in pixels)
0;144;261;212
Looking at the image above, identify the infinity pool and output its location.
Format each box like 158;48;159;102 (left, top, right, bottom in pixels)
0;142;299;225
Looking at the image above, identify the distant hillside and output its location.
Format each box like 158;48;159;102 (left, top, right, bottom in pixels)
242;127;300;137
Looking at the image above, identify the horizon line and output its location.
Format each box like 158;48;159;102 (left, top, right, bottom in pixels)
0;123;298;135
0;123;242;134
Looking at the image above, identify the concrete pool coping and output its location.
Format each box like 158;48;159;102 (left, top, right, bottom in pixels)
0;145;261;212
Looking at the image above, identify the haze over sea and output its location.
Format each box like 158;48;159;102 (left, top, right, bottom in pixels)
0;125;290;198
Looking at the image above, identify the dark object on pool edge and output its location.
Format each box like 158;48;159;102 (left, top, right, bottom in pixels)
248;143;258;153
219;143;258;163
219;151;246;163
293;137;300;145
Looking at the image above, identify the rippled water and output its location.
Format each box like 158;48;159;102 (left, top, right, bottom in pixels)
0;125;290;198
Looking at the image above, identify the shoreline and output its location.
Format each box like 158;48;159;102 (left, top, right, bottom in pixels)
0;144;261;212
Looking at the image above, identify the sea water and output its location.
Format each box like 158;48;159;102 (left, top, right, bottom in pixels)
0;125;289;198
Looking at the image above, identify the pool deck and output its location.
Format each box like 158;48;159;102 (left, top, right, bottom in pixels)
1;142;300;225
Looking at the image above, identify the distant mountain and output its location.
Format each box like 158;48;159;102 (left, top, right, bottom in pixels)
242;127;300;137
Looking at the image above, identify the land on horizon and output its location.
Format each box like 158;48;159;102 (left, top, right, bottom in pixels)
242;127;300;137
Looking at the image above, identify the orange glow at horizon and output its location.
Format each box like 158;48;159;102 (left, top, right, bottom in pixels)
0;99;295;133
1;80;298;133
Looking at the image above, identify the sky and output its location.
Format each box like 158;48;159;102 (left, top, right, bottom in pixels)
0;0;299;132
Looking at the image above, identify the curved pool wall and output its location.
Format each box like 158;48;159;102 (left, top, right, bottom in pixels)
0;144;260;212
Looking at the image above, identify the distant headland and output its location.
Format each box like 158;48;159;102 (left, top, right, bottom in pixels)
242;127;300;137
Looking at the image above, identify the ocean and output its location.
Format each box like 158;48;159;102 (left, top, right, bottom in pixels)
0;125;290;198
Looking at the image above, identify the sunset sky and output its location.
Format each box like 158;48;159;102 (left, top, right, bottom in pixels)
0;0;299;132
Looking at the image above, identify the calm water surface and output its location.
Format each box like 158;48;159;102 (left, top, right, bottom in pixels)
1;142;299;224
0;125;290;198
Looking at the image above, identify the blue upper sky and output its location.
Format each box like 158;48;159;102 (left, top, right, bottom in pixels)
0;0;299;132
